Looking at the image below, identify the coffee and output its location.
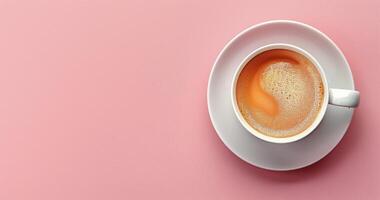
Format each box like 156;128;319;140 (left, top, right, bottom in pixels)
236;49;324;138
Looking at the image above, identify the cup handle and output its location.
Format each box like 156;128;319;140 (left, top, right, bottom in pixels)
329;88;360;108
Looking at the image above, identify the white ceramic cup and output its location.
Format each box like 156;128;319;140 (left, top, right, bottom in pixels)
231;43;360;144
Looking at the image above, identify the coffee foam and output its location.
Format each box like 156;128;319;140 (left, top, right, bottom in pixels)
236;49;324;138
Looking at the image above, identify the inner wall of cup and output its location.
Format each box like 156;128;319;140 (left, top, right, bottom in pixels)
232;44;329;143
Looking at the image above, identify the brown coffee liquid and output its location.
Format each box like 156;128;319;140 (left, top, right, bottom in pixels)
236;49;324;138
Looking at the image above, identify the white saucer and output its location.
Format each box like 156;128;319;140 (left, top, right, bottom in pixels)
207;20;356;171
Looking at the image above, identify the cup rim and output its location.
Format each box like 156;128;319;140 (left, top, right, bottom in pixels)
231;43;329;144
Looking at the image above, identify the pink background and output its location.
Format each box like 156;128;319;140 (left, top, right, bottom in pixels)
0;0;379;199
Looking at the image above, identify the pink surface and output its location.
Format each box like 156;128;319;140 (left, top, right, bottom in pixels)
0;0;379;199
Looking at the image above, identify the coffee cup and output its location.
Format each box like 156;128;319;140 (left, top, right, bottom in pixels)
231;43;359;144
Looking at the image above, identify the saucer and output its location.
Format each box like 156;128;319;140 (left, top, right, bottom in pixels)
207;20;356;171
